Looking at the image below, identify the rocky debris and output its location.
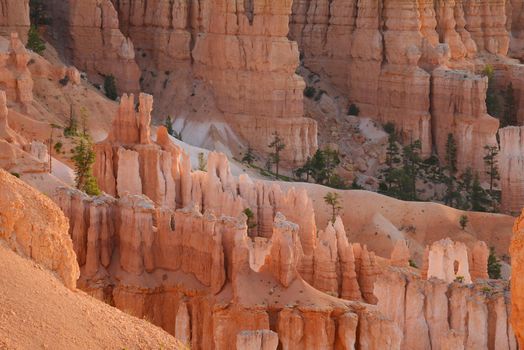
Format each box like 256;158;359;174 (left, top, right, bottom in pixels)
290;0;515;178
236;330;278;350
0;169;79;289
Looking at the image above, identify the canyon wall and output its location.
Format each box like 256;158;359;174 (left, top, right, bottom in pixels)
290;0;512;172
500;126;524;214
511;209;524;349
0;0;29;42
43;0;140;94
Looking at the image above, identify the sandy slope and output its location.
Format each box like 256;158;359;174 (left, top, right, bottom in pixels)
0;244;182;350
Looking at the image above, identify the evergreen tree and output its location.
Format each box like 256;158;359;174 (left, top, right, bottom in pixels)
64;104;78;137
348;104;360;116
402;140;422;200
26;25;46;55
295;148;341;186
268;132;286;177
471;172;489;212
164;116;175;136
487;247;502;279
459;215;469;230
483;145;500;195
324;192;342;223
444;134;459;207
243;208;257;230
30;0;51;26
104;75;118;101
71;135;100;196
242;146;256;166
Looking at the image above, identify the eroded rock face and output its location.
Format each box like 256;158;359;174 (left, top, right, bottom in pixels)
375;268;516;350
0;169;79;290
191;0;317;164
44;0;140;94
511;210;524;348
0;0;29;42
290;0;514;172
500;126;524;214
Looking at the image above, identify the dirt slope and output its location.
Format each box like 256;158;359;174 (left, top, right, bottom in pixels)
0;244;183;350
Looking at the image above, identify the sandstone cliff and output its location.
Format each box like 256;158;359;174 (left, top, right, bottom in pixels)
0;0;29;42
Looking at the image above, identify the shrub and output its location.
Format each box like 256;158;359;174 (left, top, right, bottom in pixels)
303;86;316;99
26;25;46;55
409;259;418;268
488;247;502;279
459;214;468;230
59;75;69;86
348;103;360;116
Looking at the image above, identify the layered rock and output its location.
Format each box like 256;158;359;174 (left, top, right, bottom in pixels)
0;0;29;42
44;0;140;94
0;169;79;289
191;0;317;164
511;210;524;348
289;0;512;173
422;238;489;284
0;32;33;105
375;267;516;349
500;126;524;214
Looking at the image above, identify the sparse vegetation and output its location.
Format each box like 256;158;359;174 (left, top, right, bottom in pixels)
348;103;360;116
198;152;207;171
303;86;316;99
71;135;101;196
488;247;502;279
268;132;286;177
243;208;257;229
54;141;63;153
454;276;465;283
324;192;342;223
164;116;175;136
459;215;468;230
409;259;418;268
242;146;256;166
294;147;345;188
26;26;46;55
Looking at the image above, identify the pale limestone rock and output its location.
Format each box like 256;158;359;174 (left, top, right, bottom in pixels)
175;301;191;346
500;126;524;214
116;147;142;197
390;240;411;267
426;238;472;284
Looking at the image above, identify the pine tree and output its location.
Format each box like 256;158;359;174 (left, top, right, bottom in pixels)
403;140;422;201
444;134;459;207
242;146;256;166
459;215;468;230
268;132;286;177
324;192;342;223
104;75;118;101
71;135;100;196
471;172;489;212
483;145;500;195
164;116;175;136
487;247;502;279
26;25;45;55
64;104;78;137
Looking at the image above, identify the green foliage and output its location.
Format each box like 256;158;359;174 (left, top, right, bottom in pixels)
64;105;78;137
243;208;257;229
324;192;342;223
348;104;360;116
409;259;418;268
10;172;20;178
471;172;490;212
483;145;500;196
54;141;63;153
488;247;502;279
198;152;207;171
164;116;175;136
71;135;100;196
444;134;459;207
454;276;465;283
351;179;363;190
303;86;316;98
104;75;118;101
268;132;286;177
26;26;46;55
242;146;256;165
294;148;345;188
383;122;396;135
459;214;468;230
